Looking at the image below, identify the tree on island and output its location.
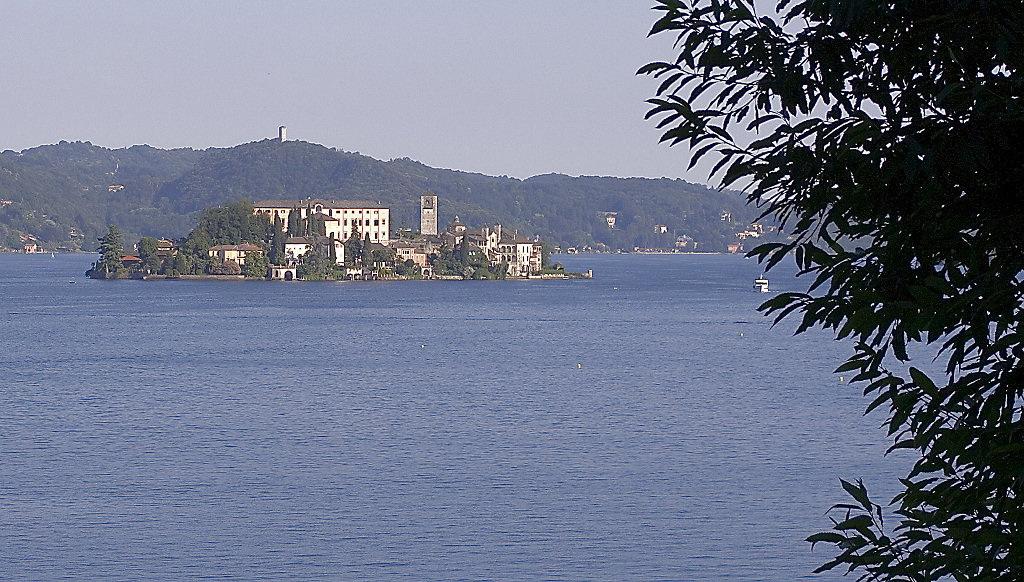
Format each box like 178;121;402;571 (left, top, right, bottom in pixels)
88;225;127;279
307;212;326;237
208;258;241;276
642;1;1024;579
395;258;420;278
243;251;270;279
360;232;372;266
137;236;162;274
270;214;285;265
172;201;272;276
192;200;271;246
296;237;342;280
344;226;363;266
179;228;212;275
286;206;302;235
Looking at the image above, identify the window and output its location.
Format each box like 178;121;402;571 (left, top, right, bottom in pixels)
374;220;379;226
365;219;370;226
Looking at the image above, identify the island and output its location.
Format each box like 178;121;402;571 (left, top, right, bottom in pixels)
86;195;591;282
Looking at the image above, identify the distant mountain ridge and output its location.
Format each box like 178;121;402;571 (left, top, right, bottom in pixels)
0;138;760;251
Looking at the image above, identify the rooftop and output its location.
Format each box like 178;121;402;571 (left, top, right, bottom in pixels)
254;198;388;210
500;236;534;245
310;212;339;222
209;243;263;251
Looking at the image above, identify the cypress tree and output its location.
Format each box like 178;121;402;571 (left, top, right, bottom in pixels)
361;232;372;266
287;207;301;235
270;215;284;264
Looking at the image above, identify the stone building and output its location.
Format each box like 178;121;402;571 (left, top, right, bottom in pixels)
392;240;431;268
442;217;542;277
420;194;438;236
208;243;263;266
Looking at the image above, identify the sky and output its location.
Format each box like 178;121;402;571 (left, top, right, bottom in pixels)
0;1;697;180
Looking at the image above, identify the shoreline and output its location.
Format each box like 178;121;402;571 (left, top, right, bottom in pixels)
92;271;596;283
2;249;725;256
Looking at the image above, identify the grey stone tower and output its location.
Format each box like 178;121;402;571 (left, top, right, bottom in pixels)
420;193;438;236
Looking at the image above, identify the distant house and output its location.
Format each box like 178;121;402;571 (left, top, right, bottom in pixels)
603;212;618;229
495;234;542;277
107;184;126;192
284;237;312;261
208;243;263;266
392;240;430;267
22;242;40;254
727;242;743;254
121;254;143;267
155;239;177;259
736;223;764;240
654;224;668;234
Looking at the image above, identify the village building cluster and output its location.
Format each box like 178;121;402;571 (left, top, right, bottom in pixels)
131;193;548;281
376;195;543;279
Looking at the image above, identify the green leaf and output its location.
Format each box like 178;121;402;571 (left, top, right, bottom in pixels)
840;479;873;512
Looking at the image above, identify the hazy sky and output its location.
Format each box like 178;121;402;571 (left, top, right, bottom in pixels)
1;1;696;180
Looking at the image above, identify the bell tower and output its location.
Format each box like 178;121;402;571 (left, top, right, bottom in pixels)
420;193;438;235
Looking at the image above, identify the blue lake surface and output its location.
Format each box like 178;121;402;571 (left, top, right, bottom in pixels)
0;253;905;581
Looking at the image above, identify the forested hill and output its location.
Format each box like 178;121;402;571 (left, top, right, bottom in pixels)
0;139;761;251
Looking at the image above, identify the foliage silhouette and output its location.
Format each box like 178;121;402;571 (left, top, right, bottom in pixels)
642;0;1024;579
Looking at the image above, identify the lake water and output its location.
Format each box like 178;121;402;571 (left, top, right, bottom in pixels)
0;253;904;581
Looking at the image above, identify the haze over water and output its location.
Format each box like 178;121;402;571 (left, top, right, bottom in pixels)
1;253;904;581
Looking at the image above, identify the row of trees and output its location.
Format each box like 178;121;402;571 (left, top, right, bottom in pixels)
88;201;273;279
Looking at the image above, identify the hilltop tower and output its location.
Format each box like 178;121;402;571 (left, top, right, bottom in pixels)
278;126;287;142
420;193;438;236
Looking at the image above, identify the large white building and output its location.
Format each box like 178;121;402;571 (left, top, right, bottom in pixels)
253;199;390;245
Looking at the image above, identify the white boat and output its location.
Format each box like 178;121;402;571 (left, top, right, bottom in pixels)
754;278;769;293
